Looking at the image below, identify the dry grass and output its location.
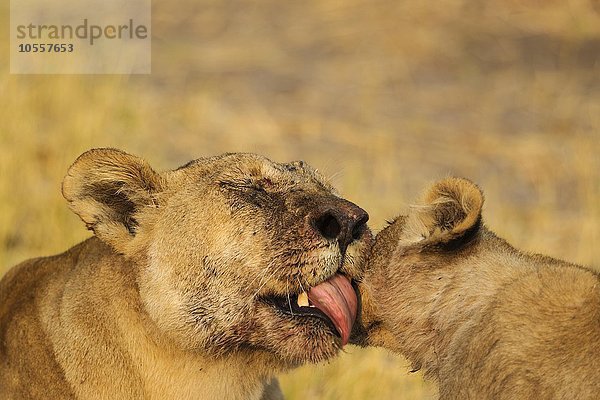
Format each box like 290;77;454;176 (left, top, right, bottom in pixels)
1;1;598;398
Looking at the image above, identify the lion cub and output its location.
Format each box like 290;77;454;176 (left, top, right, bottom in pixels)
0;149;372;400
356;178;600;399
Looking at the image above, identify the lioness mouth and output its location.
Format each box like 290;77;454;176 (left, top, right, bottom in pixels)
267;274;358;345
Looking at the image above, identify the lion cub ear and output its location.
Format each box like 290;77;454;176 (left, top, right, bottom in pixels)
401;177;483;247
62;148;163;253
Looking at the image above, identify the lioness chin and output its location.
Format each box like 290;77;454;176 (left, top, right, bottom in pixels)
0;148;372;400
354;177;599;399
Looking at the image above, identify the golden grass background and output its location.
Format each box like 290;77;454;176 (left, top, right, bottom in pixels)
1;1;599;398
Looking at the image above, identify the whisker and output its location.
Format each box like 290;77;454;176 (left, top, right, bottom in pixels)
287;279;294;315
247;265;272;287
250;268;279;302
296;275;307;294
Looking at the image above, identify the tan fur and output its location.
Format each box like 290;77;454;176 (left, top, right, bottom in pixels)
0;148;372;400
356;177;600;399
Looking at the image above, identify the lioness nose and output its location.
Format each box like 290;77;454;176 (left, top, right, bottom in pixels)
313;202;369;253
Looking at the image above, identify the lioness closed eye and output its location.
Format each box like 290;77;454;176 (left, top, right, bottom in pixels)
0;148;372;400
354;177;600;399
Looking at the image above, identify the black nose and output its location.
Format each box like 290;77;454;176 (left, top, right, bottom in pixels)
313;202;369;253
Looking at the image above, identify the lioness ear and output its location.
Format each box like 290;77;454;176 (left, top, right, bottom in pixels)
402;177;483;246
62;148;163;252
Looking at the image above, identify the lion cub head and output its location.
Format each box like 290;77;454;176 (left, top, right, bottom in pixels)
354;177;483;363
62;148;372;368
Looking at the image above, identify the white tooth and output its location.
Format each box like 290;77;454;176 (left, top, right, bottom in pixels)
297;291;309;307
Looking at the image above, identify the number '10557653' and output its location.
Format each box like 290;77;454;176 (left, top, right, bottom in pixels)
18;43;74;52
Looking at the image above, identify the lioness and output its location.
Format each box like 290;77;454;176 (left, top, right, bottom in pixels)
0;148;372;400
355;177;600;399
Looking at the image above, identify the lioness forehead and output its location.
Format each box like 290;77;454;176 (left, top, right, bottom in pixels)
174;152;334;192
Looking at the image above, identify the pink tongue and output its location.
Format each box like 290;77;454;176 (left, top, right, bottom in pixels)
307;274;357;346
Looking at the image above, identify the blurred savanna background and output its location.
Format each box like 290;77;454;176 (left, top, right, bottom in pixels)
1;0;599;398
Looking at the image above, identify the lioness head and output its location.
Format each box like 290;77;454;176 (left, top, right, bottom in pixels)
62;149;372;368
353;177;484;363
